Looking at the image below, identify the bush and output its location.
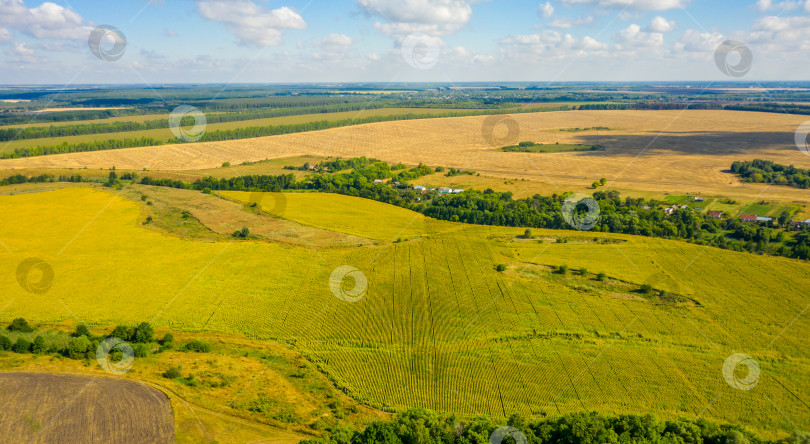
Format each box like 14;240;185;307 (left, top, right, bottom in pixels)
577;267;588;276
558;264;569;275
111;325;134;342
31;336;46;354
596;272;607;281
640;284;654;295
73;324;91;338
233;226;250;238
67;336;91;359
0;335;11;351
8;318;33;332
435;166;445;172
162;366;182;379
134;322;154;343
222;161;230;167
162;333;174;346
12;338;31;353
133;343;150;358
495;264;507;272
518;228;533;239
179;339;211;353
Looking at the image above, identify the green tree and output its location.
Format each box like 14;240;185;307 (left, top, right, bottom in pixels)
111;325;133;341
558;264;569;275
12;338;31;353
358;422;401;444
74;324;91;338
495;264;507;272
0;335;11;350
31;336;46;354
67;336;91;359
640;284;654;295
597;272;607;281
8;318;33;332
599;177;607;186
162;333;174;346
134;322;154;343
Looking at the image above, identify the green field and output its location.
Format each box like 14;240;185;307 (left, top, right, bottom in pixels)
0;186;807;437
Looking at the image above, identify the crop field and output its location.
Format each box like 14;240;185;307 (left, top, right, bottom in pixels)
4;110;809;210
0;373;174;443
0;186;808;437
0;107;477;154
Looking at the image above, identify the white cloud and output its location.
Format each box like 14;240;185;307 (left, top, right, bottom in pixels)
614;23;664;50
548;16;594;28
559;0;690;10
755;0;804;12
0;26;10;41
499;30;608;60
165;29;178;37
0;0;91;40
320;33;353;52
195;1;306;46
358;0;474;37
806;0;810;12
539;2;555;19
647;16;675;32
672;29;724;53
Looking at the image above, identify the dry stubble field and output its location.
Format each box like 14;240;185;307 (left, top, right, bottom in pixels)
1;110;809;207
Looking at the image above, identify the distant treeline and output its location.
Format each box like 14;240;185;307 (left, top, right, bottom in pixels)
1;137;162;159
301;407;781;444
726;103;810;115
731;159;810;189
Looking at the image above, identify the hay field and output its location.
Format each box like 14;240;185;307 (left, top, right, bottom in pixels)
3;110;809;206
0;187;808;436
0;107;476;153
0;373;173;443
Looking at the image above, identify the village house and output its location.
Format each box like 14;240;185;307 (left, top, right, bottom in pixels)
707;211;724;219
740;215;758;223
694;196;705;202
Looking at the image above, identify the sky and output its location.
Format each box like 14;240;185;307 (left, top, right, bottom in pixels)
0;0;808;84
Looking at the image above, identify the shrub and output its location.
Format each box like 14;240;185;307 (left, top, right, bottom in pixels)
8;318;33;332
640;284;654;295
162;366;182;379
558;264;569;275
179;339;211;353
577;267;588;276
233;227;250;238
222;161;230;167
133;343;150;358
73;324;91;338
12;338;31;353
134;322;154;343
162;333;174;346
67;336;91;359
495;264;507;272
597;272;607;281
435;166;445;172
111;325;134;342
0;335;11;351
31;336;46;354
519;228;533;239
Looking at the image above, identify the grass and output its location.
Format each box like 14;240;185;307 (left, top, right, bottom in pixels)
0;186;807;437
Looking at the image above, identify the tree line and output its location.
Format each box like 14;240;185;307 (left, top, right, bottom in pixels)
731;159;810;189
301;407;790;444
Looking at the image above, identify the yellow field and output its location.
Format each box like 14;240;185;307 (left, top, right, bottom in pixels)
221;191;462;241
0;186;808;436
3;110;808;210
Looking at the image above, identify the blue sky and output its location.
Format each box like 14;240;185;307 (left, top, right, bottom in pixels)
0;0;808;84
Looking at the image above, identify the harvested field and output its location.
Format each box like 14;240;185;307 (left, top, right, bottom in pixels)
0;372;174;443
3;110;809;206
